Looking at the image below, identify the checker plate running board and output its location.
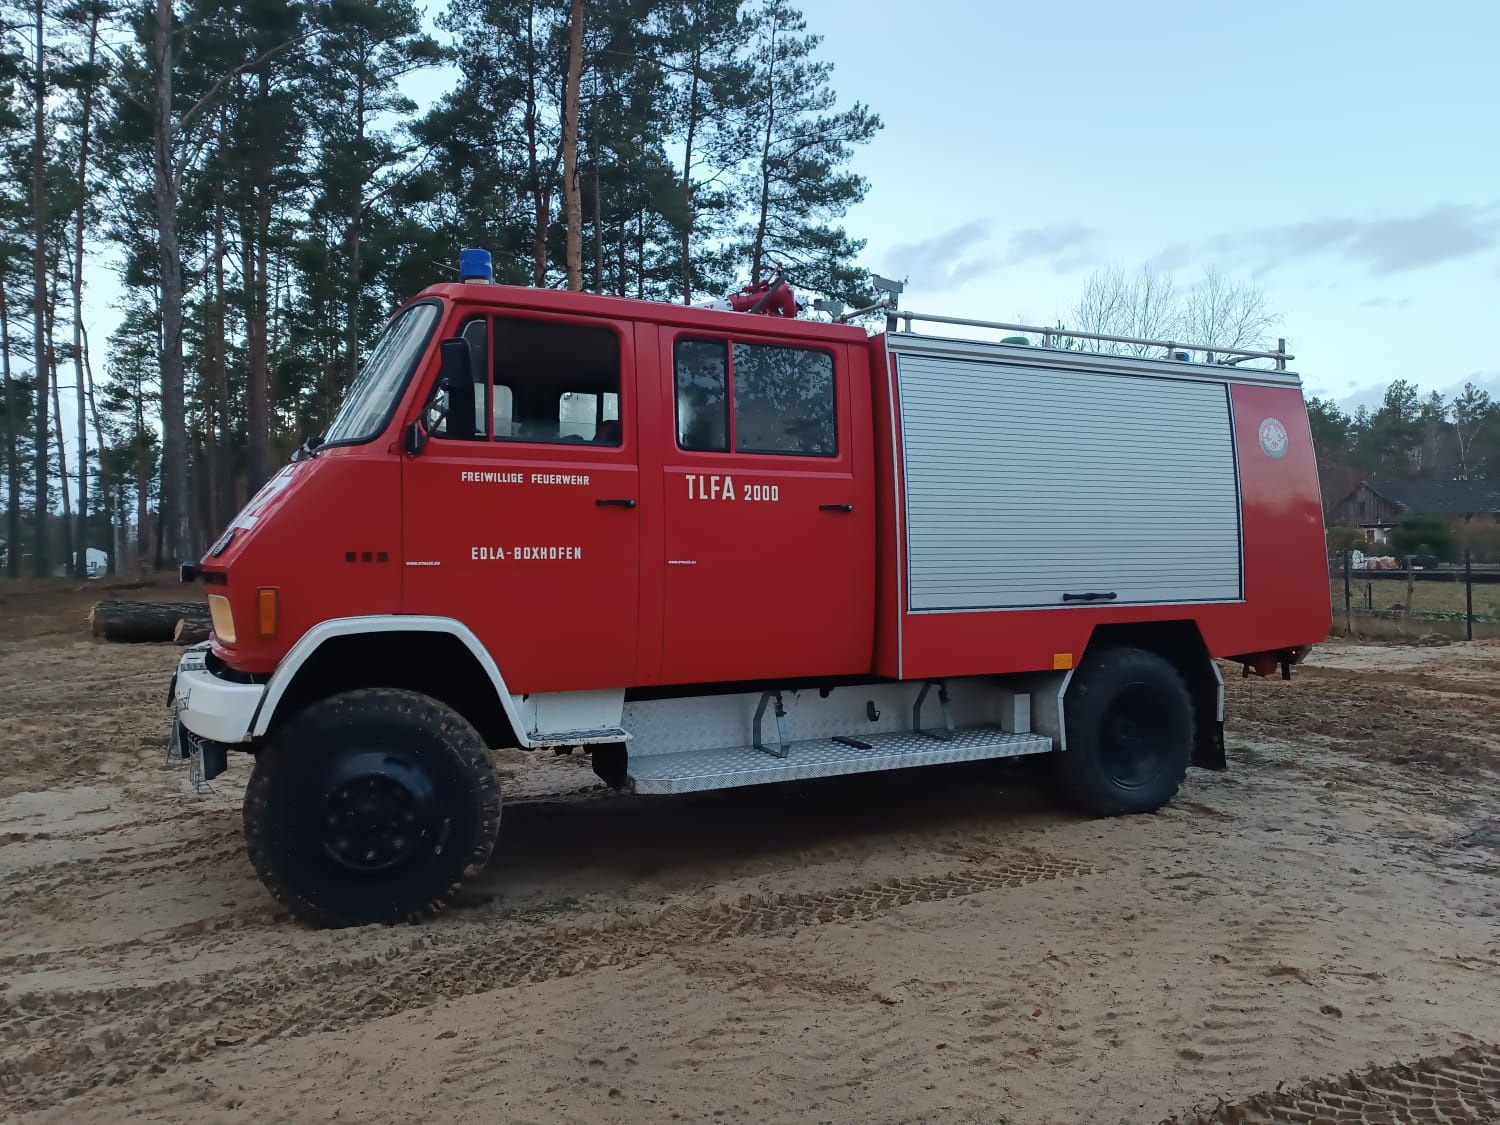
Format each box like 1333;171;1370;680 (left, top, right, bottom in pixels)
627;727;1051;795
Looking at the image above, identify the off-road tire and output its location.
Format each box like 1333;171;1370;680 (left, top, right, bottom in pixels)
1055;646;1193;816
244;688;501;928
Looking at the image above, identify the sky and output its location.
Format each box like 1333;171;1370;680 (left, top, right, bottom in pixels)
809;0;1500;408
71;0;1500;447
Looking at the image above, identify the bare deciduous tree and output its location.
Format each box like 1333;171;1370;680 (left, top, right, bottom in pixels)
1181;267;1280;355
1059;265;1281;360
1061;265;1179;356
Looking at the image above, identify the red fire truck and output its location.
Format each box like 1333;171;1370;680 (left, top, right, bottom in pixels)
169;251;1329;927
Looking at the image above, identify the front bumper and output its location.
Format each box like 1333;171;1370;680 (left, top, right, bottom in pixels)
171;644;266;744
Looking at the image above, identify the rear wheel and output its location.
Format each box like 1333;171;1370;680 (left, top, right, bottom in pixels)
244;688;501;927
1055;647;1193;816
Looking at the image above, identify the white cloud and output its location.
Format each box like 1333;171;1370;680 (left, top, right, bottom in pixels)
881;219;1097;290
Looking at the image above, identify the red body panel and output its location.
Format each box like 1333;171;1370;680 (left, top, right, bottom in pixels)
203;282;1328;692
205;450;402;675
401;304;643;694
654;327;874;685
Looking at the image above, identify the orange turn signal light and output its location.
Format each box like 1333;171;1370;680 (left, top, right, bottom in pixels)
256;587;279;639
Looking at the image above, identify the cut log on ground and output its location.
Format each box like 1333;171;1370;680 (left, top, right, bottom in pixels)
173;617;213;645
89;601;211;644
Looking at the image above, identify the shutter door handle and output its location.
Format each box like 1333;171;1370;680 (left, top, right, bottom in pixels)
1062;591;1117;603
596;498;637;508
819;503;853;512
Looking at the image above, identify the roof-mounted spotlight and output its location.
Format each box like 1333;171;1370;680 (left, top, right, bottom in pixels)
871;274;906;310
812;297;846;320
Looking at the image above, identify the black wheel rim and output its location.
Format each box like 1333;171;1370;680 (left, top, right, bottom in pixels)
319;751;437;873
1099;682;1173;791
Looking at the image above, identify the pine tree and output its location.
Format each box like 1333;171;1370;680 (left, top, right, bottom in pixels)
0;19;29;573
100;294;160;567
662;0;754;302
27;0;50;574
56;0;110;576
300;0;439;427
739;0;878;300
433;0;571;285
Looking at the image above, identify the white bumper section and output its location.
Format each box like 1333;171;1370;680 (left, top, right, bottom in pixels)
172;645;265;744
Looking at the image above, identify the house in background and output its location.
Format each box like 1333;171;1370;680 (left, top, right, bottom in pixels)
1329;480;1500;543
49;548;108;578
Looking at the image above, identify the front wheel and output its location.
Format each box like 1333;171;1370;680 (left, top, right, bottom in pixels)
1054;647;1193;816
244;688;501;927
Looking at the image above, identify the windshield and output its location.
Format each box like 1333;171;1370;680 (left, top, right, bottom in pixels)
322;302;441;445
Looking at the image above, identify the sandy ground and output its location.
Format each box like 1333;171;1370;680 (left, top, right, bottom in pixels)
1;585;1497;1123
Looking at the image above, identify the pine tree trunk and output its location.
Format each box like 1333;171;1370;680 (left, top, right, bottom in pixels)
246;69;273;492
153;0;189;570
203;360;217;533
81;322;117;573
241;221;266;490
135;429;149;570
89;599;208;643
680;22;702;303
30;0;48;577
0;265;18;577
750;21;776;285
47;293;74;573
342;74;366;396
635;210;645;300
562;0;584;291
591;138;603;290
212;180;230;521
199;190;219;533
524;7;549;287
70;9;99;580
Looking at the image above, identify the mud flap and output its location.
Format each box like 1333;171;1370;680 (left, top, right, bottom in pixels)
1192;660;1227;771
590;742;629;789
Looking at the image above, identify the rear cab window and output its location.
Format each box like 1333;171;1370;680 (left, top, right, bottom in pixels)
673;337;836;456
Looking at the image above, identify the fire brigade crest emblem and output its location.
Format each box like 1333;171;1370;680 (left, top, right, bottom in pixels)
1258;418;1289;459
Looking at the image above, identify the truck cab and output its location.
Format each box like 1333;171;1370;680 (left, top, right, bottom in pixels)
172;255;1329;928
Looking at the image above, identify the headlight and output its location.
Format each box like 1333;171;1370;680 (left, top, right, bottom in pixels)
207;594;237;644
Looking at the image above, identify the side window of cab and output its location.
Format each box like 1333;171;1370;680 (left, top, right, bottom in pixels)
430;314;623;446
492;317;621;445
673;338;835;456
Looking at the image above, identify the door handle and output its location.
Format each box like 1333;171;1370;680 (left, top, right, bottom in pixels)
1062;591;1117;603
819;503;854;512
596;498;637;508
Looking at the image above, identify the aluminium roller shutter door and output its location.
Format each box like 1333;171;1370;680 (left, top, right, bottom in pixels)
896;353;1242;611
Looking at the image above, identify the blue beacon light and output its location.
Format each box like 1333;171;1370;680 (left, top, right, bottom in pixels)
459;247;493;284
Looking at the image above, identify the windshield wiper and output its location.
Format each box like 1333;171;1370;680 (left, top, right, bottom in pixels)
292;433;324;462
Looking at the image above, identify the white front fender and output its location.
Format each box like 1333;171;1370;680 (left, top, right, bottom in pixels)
249;615;527;743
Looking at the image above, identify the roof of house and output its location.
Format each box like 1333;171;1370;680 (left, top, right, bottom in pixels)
1364;479;1500;516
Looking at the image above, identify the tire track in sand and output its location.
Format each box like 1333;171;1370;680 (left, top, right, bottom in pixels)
1173;1042;1500;1123
0;849;1097;1112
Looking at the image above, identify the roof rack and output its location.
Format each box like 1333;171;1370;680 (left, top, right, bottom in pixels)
882;309;1291;371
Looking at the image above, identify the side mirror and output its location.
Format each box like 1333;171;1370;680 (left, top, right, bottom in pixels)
404;418;429;457
406;338;475;457
439;337;473;393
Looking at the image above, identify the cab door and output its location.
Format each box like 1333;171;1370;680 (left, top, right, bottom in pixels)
657;328;872;685
402;310;640;694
